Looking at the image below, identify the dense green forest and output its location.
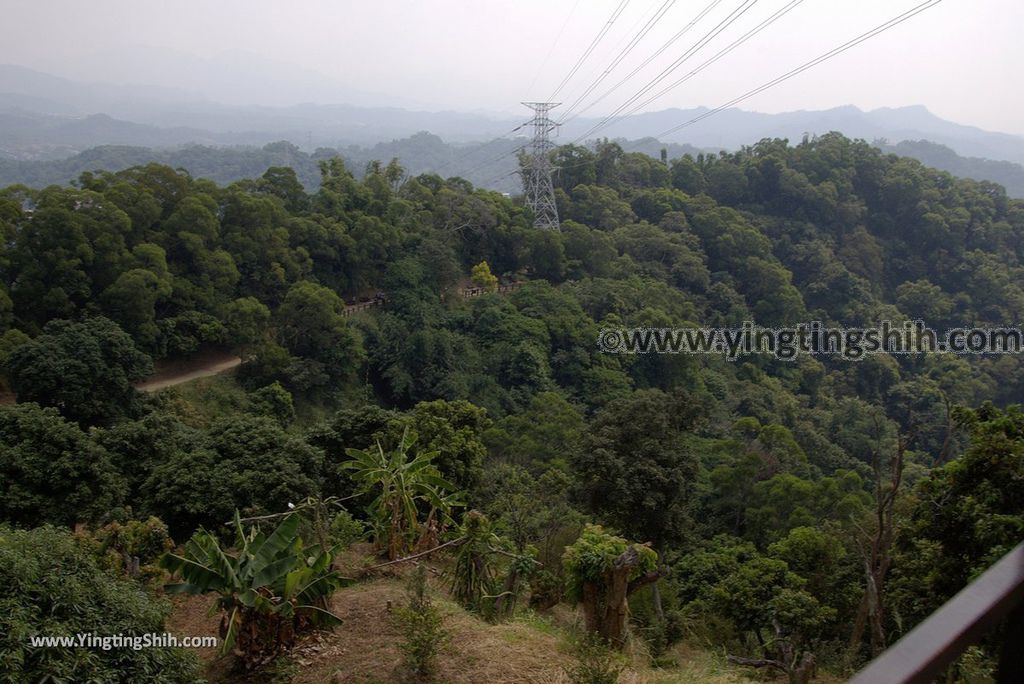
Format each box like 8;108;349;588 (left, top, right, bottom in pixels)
878;139;1024;198
0;132;1021;682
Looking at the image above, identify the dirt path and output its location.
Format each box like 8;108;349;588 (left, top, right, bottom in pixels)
0;350;242;405
136;350;242;392
1;282;526;403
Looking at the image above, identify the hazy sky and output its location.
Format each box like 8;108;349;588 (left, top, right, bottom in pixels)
3;0;1022;134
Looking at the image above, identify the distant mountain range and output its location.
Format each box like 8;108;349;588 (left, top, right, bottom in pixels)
3;134;1022;200
2;63;1024;196
0;135;708;195
610;105;1024;165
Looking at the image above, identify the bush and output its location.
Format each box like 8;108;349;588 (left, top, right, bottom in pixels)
0;525;199;683
565;634;624;684
92;517;174;586
94;517;174;564
637;610;687;659
528;568;564;611
394;564;448;680
450;510;497;614
250;381;295;425
329;510;366;548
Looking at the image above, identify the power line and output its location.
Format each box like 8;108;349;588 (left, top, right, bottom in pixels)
526;0;583;97
457;139;528;180
549;0;633;101
620;0;806;120
554;0;943;169
480;168;522;190
569;0;758;142
438;1;625;186
559;0;724;126
653;0;945;140
431;123;529;177
558;0;678;123
569;0;761;144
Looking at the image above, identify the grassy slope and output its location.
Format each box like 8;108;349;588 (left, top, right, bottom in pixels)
287;576;753;684
147;371;334;431
166;548;762;684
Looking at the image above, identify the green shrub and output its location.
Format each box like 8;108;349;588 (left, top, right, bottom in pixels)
94;517;174;565
92;516;175;588
565;634;623;684
394;564;449;680
528;568;564;611
0;525;199;683
250;381;295;425
329;510;366;548
450;510;497;614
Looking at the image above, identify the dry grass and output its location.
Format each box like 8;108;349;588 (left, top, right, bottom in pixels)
164;593;236;682
287;574;575;684
165;593;221;660
163;552;806;684
280;571;770;684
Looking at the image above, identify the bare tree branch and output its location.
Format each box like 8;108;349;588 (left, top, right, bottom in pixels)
359;537;466;573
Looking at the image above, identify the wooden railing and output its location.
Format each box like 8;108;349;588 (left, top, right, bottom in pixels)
849;541;1024;683
341;299;384;317
460;282;524;298
342;282;525;315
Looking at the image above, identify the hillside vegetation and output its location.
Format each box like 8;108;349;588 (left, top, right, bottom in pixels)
0;133;1021;682
164;550;760;684
4;130;1024;198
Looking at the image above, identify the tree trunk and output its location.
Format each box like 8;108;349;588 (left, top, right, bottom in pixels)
651;581;665;621
849;428;912;659
791;653;816;684
414;508;439;553
388;499;404;560
579;545;663;649
848;591;869;652
493;565;519;619
865;559;886;656
601;560;632;646
581;581;603;635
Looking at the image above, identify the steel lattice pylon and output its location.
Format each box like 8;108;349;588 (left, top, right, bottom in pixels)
520;102;561;230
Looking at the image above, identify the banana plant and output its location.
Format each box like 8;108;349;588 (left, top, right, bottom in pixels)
341;428;460;560
160;512;347;669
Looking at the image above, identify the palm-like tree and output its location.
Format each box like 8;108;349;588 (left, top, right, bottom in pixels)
161;513;345;669
341;429;460;559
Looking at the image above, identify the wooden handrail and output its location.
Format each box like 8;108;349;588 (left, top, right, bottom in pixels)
343;281;525;314
849;542;1024;684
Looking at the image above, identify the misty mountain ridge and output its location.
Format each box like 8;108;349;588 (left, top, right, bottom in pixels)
2;63;1024;197
3;133;1023;201
4;63;1024;160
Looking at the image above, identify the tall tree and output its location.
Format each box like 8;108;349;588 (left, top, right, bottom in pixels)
0;403;125;526
5;317;152;426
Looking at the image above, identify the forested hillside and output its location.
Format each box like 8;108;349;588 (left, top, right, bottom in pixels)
880;139;1024;198
5;131;1024;200
1;132;1021;682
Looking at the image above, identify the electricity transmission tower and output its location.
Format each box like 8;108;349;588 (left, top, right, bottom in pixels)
520;101;561;230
